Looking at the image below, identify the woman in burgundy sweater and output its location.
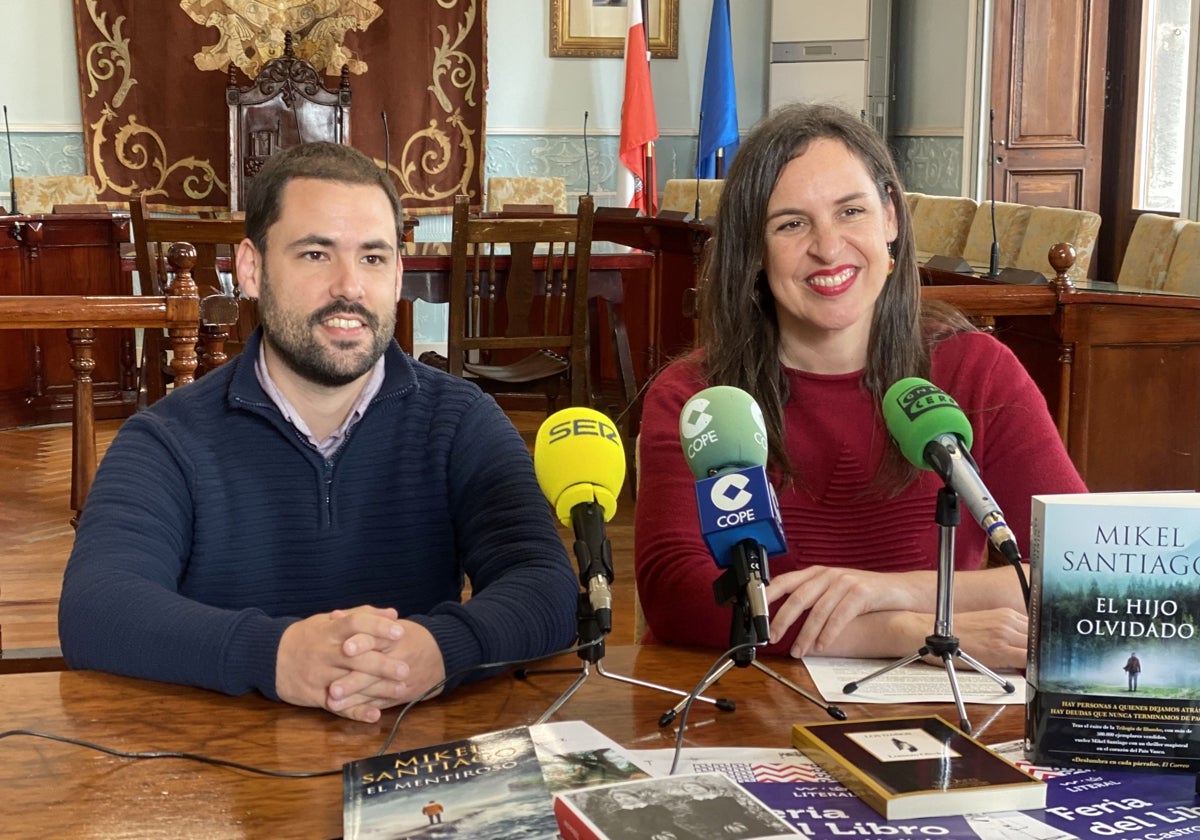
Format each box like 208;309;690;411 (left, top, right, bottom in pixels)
634;104;1084;669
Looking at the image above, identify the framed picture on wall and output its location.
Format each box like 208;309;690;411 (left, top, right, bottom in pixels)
549;0;679;58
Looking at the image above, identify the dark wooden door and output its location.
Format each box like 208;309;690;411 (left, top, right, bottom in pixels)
990;0;1109;211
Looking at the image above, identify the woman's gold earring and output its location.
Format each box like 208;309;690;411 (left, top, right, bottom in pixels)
887;256;895;275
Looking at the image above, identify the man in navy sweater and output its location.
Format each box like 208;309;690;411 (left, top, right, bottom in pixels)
59;142;579;723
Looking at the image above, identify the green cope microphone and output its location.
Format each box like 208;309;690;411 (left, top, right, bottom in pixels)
882;377;1021;565
679;385;769;478
679;385;782;646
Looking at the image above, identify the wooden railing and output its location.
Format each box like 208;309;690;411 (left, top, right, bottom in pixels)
0;242;206;525
0;243;209;672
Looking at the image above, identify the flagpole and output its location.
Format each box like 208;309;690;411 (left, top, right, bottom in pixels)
618;0;659;215
698;0;739;180
642;0;655;213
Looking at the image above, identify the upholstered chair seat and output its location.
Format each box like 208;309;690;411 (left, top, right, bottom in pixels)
1014;206;1102;285
1117;213;1190;290
961;201;1034;272
1162;222;1200;296
659;178;725;219
910;195;978;263
485;177;568;214
13;175;100;214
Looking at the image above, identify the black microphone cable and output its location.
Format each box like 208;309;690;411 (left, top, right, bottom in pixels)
667;641;759;776
375;636;604;755
0;637;605;779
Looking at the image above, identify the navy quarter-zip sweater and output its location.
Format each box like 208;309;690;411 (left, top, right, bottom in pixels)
60;331;578;700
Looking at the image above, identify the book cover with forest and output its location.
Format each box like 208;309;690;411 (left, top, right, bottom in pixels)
1025;492;1200;772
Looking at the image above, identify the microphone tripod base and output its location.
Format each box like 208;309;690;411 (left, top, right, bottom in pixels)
843;486;1015;734
660;655;845;727
516;593;730;723
517;657;734;725
843;634;1014;734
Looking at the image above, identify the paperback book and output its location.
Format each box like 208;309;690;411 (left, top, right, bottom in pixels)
342;721;649;840
790;715;1047;819
715;742;1200;840
554;771;798;839
1025;492;1200;772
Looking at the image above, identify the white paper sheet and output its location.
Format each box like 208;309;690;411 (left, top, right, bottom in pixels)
802;655;1025;705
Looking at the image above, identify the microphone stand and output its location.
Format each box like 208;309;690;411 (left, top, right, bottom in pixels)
659;539;846;727
582;110;591;197
843;486;1015;733
5;106;17;214
517;500;735;723
693;110;704;221
988;107;1000;278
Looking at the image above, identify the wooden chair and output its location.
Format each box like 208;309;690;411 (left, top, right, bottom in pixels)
226;31;351;211
447;193;595;413
460;200;640;490
130;195;251;403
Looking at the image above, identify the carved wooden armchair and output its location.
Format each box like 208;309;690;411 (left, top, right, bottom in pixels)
226;31;352;211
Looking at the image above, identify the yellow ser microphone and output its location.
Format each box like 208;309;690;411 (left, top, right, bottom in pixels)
534;407;626;635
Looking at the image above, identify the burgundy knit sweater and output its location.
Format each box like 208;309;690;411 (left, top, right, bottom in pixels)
634;330;1086;653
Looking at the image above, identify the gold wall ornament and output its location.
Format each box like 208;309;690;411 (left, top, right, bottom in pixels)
89;109;226;203
395;114;476;204
429;0;477;111
82;0;135;107
181;0;382;78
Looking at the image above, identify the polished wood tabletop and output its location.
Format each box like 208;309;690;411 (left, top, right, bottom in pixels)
0;645;1022;839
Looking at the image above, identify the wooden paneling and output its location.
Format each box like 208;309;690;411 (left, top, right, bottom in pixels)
993;293;1200;492
0;214;136;428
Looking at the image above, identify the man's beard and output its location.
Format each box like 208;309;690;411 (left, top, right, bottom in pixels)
257;270;395;387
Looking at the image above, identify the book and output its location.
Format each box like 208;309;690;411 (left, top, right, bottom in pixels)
1025;491;1200;772
701;740;1200;839
554;771;799;839
790;715;1047;819
343;721;650;839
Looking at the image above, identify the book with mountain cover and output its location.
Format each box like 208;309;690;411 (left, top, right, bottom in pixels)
1025;491;1200;772
343;721;649;839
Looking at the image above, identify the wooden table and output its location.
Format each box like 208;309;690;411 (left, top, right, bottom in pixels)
0;645;1022;838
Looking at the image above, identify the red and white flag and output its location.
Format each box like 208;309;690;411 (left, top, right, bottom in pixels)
618;0;658;214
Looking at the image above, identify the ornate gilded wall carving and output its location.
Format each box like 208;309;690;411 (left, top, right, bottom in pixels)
72;0;483;214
